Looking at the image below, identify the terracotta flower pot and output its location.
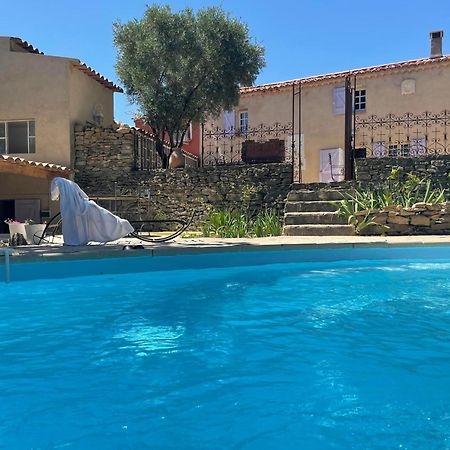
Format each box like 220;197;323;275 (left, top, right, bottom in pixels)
169;148;185;168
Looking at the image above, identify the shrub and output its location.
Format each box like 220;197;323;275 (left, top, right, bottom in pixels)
202;208;282;238
251;209;282;237
336;167;447;234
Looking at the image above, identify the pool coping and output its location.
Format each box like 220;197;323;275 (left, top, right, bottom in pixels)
2;235;450;264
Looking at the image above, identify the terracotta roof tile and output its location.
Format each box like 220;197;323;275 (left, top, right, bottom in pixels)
0;155;71;175
10;37;43;55
10;37;123;93
181;148;199;160
241;55;450;94
69;60;123;93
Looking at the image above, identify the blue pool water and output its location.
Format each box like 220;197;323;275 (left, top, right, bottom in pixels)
2;249;450;449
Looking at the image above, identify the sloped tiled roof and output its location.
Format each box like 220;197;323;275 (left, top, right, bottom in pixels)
10;37;44;55
9;37;123;93
0;155;71;178
69;59;123;93
241;55;450;95
181;148;199;160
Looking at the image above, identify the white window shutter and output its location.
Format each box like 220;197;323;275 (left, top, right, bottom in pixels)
223;110;235;134
333;87;346;114
410;138;426;156
285;134;305;168
372;141;386;158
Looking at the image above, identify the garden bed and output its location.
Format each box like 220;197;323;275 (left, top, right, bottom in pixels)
357;202;450;235
336;167;450;236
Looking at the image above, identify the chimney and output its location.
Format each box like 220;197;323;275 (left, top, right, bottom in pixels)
430;30;444;58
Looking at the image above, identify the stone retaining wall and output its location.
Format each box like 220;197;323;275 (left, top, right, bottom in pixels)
74;125;150;184
74;126;292;226
356;155;450;187
360;202;450;235
124;165;291;224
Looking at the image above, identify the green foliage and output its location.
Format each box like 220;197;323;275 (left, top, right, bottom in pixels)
202;209;249;238
113;5;265;163
335;197;380;234
251;209;283;237
202;208;282;238
241;184;258;205
373;167;444;208
336;167;446;234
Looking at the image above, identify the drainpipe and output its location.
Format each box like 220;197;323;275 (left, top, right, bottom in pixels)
344;75;354;181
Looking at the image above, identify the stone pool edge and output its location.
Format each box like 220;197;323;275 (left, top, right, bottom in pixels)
3;235;450;265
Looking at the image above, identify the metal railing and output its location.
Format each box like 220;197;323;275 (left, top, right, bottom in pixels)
133;131;167;170
133;130;200;170
201;122;294;166
354;110;450;158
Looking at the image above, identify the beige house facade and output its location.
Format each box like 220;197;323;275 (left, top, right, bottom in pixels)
205;32;450;183
0;37;122;231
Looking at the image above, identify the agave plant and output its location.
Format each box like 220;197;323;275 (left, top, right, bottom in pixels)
336;167;447;234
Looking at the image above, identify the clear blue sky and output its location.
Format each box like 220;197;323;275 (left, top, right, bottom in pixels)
4;0;450;124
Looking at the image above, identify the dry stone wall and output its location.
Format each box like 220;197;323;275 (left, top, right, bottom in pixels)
74;126;293;226
361;202;450;235
111;164;292;225
356;155;450;187
74;125;138;186
354;155;450;235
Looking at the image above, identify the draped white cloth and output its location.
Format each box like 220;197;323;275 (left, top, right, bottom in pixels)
50;177;134;246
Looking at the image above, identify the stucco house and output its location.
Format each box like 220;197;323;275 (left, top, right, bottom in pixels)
203;31;450;183
0;37;122;231
134;117;201;166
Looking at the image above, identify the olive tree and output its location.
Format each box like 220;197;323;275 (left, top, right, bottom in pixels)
113;5;265;166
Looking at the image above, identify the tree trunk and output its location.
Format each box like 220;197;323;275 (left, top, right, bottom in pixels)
155;140;169;168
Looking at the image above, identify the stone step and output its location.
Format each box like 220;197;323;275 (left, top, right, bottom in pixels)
287;190;350;202
284;212;347;225
291;182;354;191
283;224;355;236
285;201;338;213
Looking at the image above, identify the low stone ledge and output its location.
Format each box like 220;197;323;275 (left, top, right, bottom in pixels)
360;202;450;235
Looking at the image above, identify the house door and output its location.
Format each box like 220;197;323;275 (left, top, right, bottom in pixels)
0;200;15;233
0;199;41;234
319;148;345;183
15;199;40;223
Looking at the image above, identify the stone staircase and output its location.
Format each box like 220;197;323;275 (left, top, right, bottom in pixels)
283;183;355;236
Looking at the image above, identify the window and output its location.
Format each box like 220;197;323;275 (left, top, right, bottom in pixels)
333;87;366;114
223;110;235;135
0;123;5;154
354;89;366;112
388;143;410;157
372;141;386;158
0;120;35;154
171;124;192;145
333;87;346;114
239;111;249;133
184;123;192;142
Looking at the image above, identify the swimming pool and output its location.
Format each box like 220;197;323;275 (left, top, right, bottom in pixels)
1;247;450;449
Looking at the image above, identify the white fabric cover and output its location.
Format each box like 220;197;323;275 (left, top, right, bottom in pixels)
50;177;134;246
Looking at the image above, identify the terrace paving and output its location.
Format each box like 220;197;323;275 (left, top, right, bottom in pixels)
3;235;450;263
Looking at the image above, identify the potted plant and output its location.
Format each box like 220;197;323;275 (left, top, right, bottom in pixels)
5;219;46;245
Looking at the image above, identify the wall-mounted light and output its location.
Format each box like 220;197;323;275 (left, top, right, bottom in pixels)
92;105;104;126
